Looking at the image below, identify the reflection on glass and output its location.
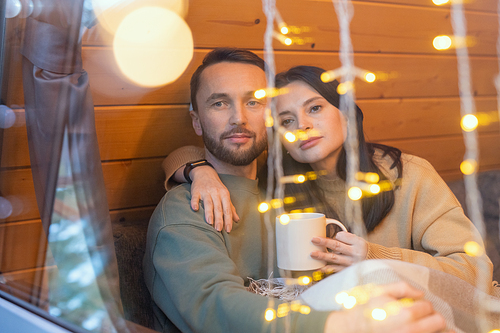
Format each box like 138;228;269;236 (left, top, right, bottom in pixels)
47;132;116;332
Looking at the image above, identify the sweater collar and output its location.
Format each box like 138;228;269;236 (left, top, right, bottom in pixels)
219;174;261;195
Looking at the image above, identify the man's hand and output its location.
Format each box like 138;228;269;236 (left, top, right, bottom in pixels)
311;232;368;273
324;282;448;333
189;166;239;232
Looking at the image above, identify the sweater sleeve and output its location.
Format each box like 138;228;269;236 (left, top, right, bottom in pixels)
162;146;205;190
366;156;493;288
146;192;330;333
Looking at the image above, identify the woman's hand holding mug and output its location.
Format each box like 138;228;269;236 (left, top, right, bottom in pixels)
310;231;368;273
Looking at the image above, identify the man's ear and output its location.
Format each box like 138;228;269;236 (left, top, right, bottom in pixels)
190;110;203;136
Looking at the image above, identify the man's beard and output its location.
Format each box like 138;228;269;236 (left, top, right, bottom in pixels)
202;126;267;166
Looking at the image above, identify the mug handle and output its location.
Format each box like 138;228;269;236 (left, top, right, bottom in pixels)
326;218;347;234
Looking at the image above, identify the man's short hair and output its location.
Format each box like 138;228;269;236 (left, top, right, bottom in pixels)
190;48;266;112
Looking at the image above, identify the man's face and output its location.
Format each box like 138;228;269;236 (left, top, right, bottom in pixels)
191;62;268;166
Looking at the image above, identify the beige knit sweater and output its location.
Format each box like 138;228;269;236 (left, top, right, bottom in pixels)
162;146;494;291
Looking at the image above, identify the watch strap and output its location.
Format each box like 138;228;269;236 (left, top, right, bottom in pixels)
183;159;214;184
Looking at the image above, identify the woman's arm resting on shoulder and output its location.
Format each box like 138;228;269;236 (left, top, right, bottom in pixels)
189;166;239;232
162;146;239;232
162;146;205;190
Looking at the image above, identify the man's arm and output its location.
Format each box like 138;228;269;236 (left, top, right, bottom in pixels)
144;190;330;333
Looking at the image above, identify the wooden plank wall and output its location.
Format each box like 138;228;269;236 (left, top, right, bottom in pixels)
1;0;499;277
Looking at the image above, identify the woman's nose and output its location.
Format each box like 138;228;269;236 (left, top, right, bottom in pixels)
298;117;312;131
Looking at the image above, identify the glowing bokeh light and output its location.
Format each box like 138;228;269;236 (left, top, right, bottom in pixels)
343;296;357;309
476;111;499;126
321;72;332;83
335;291;349;304
432;0;450;5
306;171;318;180
312;271;324;281
280;214;291;225
298;276;311;285
433;35;452;50
295;175;306;183
464;241;484;257
92;0;189;35
254;89;266;99
348;187;363;201
265;116;274;127
264;308;276;321
270;199;283;209
113;7;193;87
461;114;479;132
372;308;387;321
277;304;289;317
283;196;296;204
284;37;293;46
281;26;289;35
369;184;381;194
487;330;500;333
299;305;311;314
460;159;477;175
290;301;301;312
365;172;380;184
297;130;309;141
337;82;353;95
258;202;270;213
364;72;376;83
284;131;297;142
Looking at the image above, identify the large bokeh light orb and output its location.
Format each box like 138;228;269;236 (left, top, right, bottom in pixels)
92;0;189;34
113;6;193;87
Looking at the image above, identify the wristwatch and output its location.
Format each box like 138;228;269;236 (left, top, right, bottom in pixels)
183;159;214;184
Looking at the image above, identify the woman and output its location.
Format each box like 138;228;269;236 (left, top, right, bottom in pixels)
163;66;493;288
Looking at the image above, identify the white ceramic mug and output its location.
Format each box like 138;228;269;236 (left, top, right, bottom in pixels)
276;212;347;271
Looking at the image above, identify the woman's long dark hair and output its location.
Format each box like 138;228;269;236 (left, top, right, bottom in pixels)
275;66;402;232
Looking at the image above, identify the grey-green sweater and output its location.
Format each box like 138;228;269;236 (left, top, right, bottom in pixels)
143;174;330;333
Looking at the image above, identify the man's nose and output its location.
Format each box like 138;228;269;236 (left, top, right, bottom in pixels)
230;103;248;125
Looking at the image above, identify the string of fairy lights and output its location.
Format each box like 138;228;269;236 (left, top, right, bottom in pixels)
256;0;500;330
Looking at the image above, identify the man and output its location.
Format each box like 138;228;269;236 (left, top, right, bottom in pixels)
143;48;446;333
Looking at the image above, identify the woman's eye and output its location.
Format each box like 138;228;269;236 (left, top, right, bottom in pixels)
281;118;294;127
310;105;321;113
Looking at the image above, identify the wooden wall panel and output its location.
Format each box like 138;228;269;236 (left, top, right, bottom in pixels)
0;158;166;223
3;97;497;169
363;0;497;13
381;132;500;177
0;220;46;272
7;48;497;107
83;0;498;56
81;49;497;106
2;105;202;168
360;96;499;141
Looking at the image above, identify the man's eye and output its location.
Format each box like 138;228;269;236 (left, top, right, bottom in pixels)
248;100;261;107
213;101;224;107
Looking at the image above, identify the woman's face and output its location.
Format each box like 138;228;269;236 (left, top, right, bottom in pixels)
277;80;346;173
